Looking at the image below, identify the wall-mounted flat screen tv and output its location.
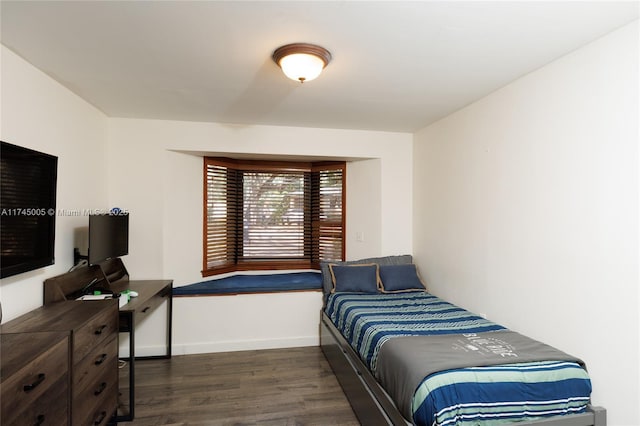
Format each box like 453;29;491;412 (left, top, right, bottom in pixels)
1;141;58;278
88;212;129;265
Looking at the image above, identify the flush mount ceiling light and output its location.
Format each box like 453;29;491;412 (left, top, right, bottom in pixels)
272;43;332;83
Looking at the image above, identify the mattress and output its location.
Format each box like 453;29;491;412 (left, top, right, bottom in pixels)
325;292;592;426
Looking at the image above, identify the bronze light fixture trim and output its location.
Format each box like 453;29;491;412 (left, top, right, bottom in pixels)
272;43;332;83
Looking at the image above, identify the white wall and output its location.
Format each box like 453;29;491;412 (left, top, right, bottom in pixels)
0;46;108;322
413;22;639;426
107;118;413;354
172;291;323;355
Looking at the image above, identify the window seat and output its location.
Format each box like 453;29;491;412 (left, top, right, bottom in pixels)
173;272;322;296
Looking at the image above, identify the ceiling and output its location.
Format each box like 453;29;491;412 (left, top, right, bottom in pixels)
1;1;637;133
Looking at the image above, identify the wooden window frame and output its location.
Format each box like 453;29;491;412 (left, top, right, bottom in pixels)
202;157;345;277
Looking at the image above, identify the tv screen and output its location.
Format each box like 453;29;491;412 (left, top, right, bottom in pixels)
88;212;129;265
0;141;58;278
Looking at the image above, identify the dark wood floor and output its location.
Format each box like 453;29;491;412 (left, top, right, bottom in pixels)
118;346;360;425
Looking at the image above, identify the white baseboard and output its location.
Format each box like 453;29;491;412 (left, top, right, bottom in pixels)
118;344;171;358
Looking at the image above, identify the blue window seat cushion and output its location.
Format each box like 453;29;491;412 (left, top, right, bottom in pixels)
173;272;322;296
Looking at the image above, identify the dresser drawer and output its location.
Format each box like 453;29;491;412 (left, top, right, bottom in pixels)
73;303;118;361
72;369;117;426
1;335;68;419
80;391;117;426
2;375;68;426
73;335;118;392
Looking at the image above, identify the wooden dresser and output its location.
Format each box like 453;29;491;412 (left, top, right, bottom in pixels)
1;332;69;426
1;299;119;425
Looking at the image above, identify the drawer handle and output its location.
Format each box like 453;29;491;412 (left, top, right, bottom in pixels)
142;306;151;313
94;353;108;365
94;381;107;395
94;324;107;335
35;414;45;425
23;373;45;392
93;410;107;425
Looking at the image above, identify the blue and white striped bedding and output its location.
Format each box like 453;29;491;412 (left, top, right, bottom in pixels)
325;292;592;426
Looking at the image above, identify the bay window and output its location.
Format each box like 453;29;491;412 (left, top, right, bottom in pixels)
202;157;345;276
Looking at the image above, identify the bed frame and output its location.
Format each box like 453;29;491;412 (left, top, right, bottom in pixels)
320;311;607;426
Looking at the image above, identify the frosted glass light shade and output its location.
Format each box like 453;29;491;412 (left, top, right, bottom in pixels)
279;53;325;82
272;43;332;83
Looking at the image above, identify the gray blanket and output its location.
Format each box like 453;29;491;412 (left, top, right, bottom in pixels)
375;330;586;420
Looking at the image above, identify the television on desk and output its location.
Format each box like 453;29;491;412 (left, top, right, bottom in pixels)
0;141;58;278
88;211;129;265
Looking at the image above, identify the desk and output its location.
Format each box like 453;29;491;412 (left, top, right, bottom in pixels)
43;266;173;422
109;279;173;422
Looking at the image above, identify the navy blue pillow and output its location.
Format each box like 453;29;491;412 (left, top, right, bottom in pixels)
329;263;380;293
379;264;426;293
320;255;413;296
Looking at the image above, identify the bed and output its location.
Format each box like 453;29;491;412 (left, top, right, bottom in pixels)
319;255;606;426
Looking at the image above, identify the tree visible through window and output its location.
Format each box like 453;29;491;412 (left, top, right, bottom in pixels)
242;171;306;258
202;158;345;276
